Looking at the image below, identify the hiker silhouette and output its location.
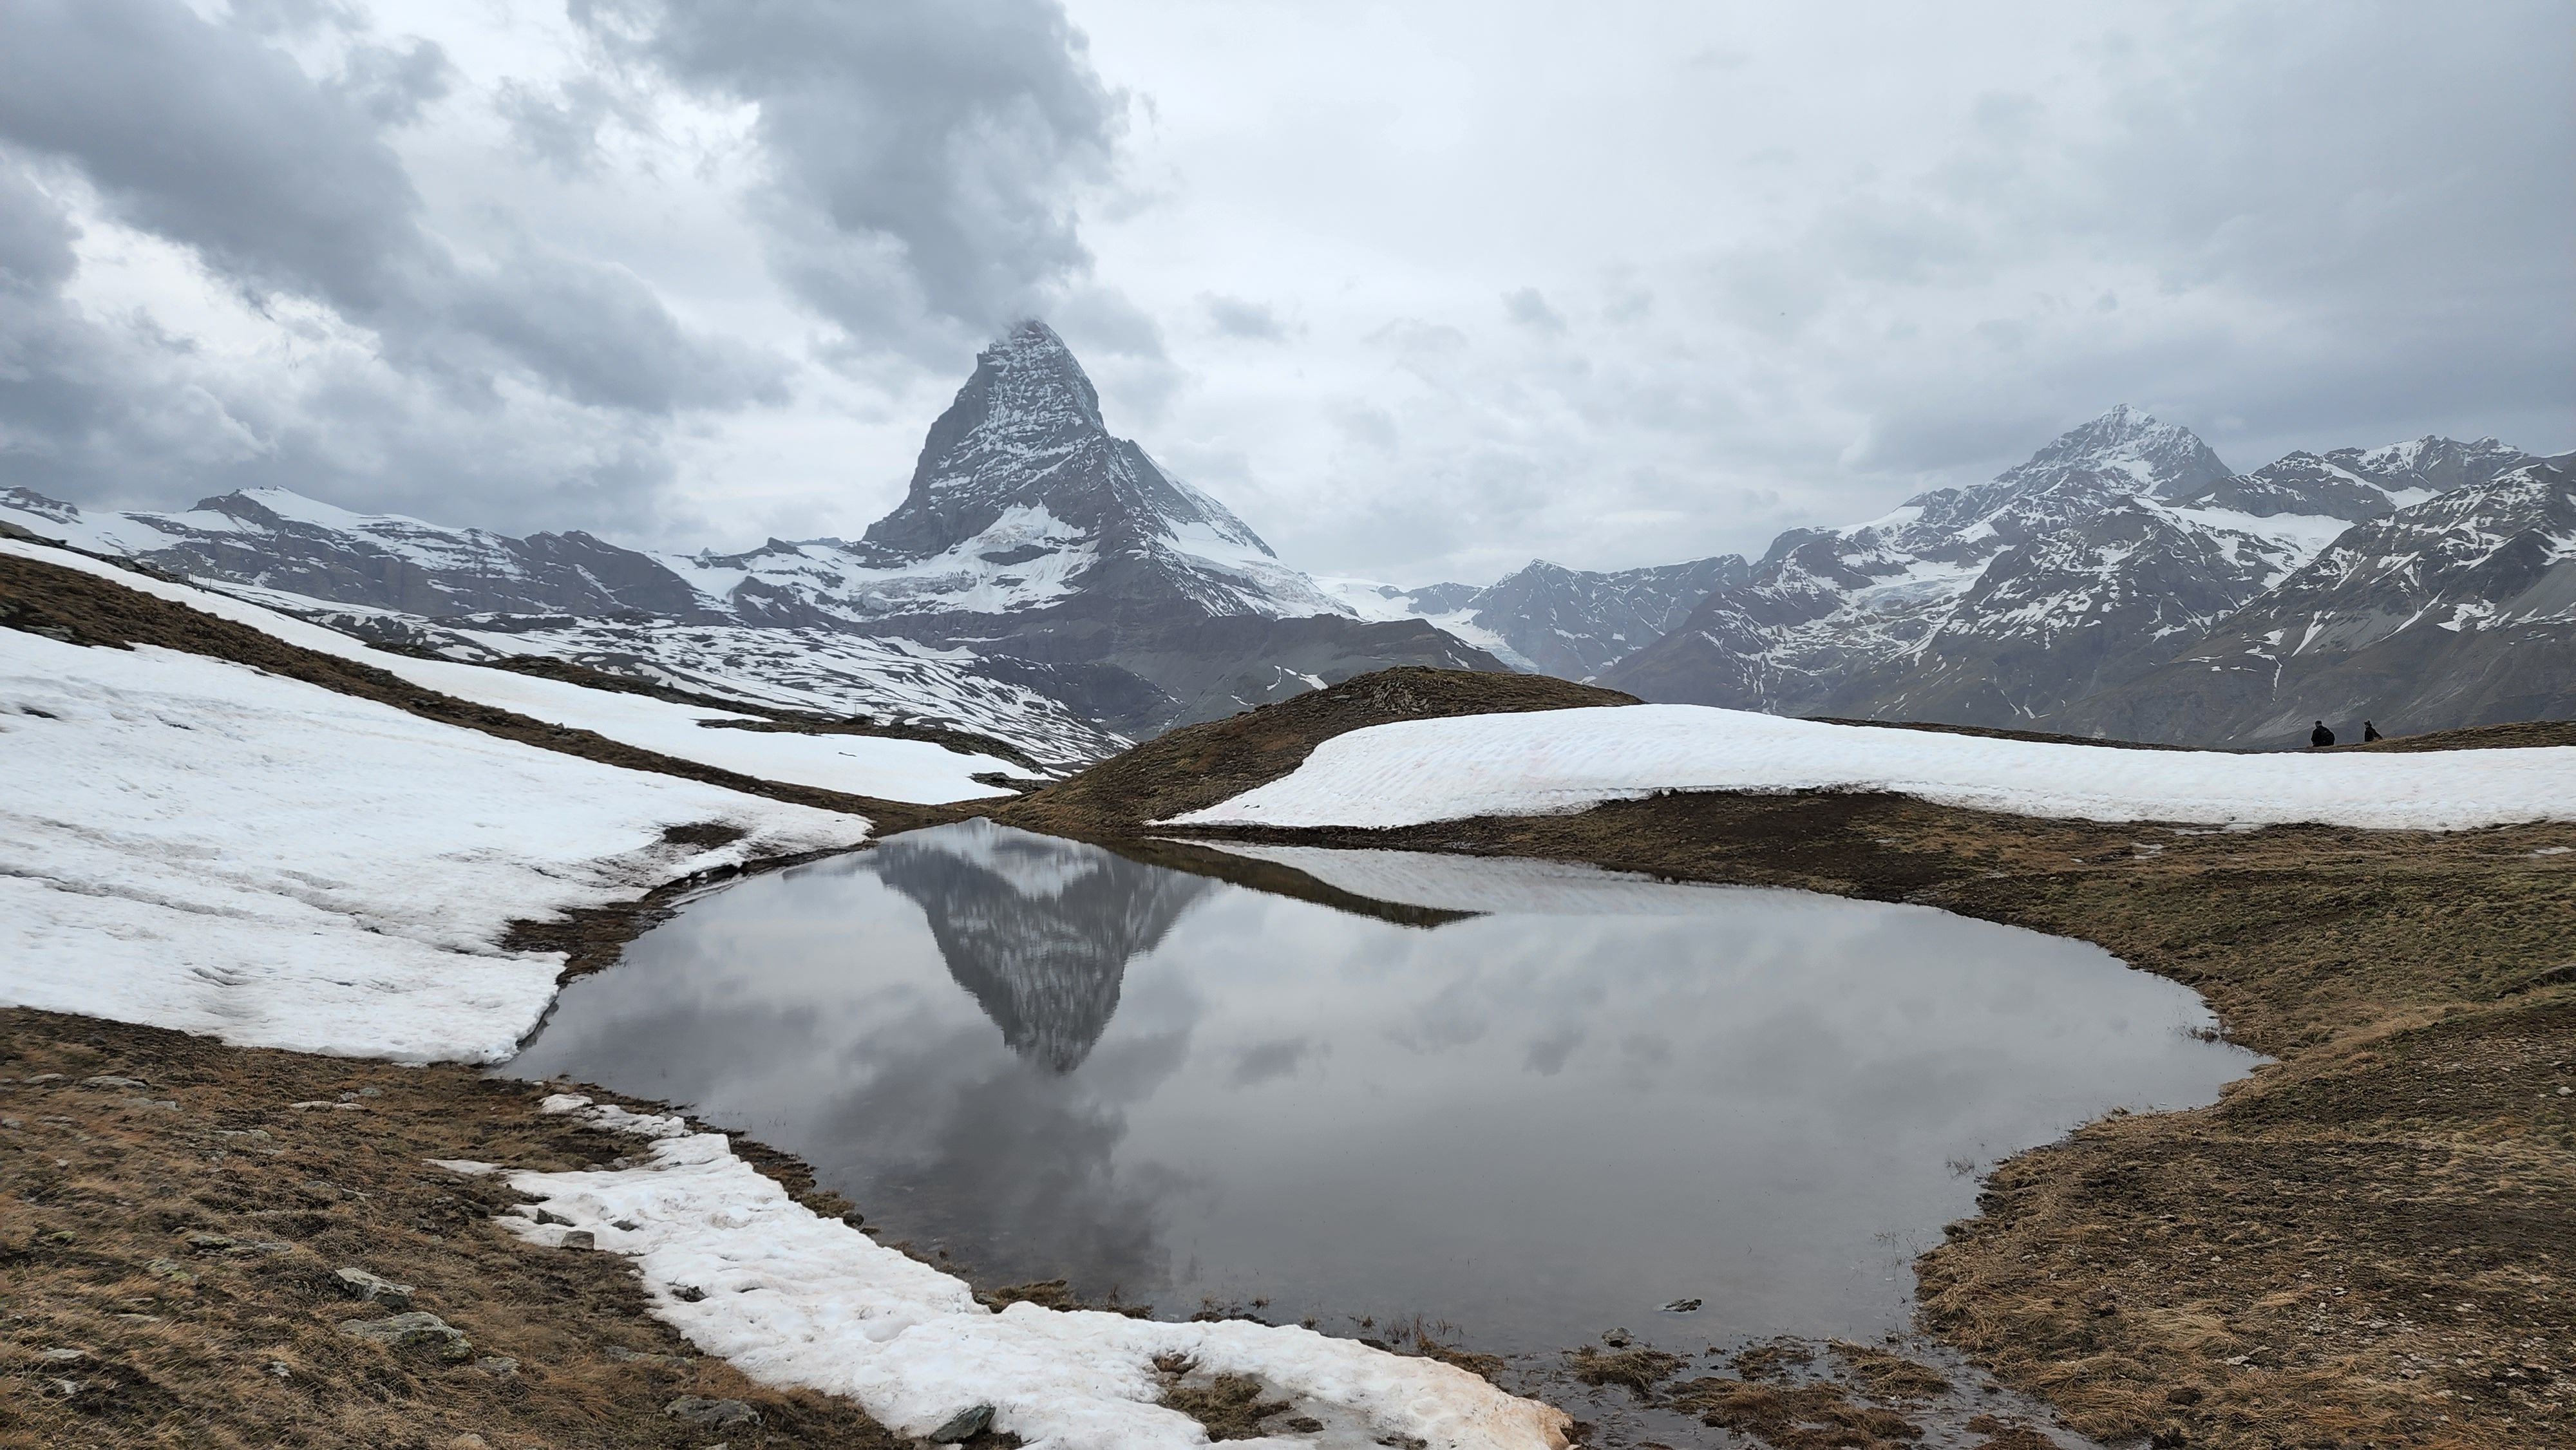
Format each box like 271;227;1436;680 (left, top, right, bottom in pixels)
2309;721;2336;748
2363;721;2383;743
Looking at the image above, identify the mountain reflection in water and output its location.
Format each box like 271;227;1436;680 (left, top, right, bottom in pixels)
506;820;2253;1357
873;825;1213;1072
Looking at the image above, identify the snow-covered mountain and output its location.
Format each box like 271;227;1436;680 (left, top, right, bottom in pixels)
1591;408;2567;740
1324;554;1750;680
2050;457;2576;742
869;820;1211;1073
1;321;1499;749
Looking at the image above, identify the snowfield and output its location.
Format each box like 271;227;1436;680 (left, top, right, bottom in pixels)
503;1096;1572;1450
1169;705;2576;833
0;624;871;1062
1;540;1018;804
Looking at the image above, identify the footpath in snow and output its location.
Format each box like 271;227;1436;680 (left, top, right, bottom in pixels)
0;621;870;1062
1170;705;2576;833
1;540;1016;804
489;1096;1571;1450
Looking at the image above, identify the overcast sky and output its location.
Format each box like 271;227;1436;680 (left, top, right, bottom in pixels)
2;1;2568;583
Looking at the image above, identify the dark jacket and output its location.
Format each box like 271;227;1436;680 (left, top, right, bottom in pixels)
2309;722;2336;748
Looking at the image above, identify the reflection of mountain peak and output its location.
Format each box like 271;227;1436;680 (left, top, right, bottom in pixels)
872;822;1213;1071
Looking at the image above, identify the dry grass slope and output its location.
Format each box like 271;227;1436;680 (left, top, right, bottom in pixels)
994;666;1636;836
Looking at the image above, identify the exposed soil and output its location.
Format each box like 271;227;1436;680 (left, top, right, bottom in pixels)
996;666;1635;835
0;548;963;835
0;1008;994;1449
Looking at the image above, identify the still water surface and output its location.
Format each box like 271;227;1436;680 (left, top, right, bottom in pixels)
509;821;2251;1359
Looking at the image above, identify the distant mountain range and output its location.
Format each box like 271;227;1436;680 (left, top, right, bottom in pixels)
1356;410;2573;745
6;321;2568;755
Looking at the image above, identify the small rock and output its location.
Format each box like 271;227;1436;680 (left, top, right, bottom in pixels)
534;1209;574;1227
1602;1328;1634;1348
1;1118;20;1129
559;1230;596;1250
265;1361;292;1379
37;1348;86;1364
334;1266;415;1310
357;1086;383;1098
337;1311;473;1362
665;1395;762;1428
930;1404;995;1440
839;1210;866;1229
80;1075;147;1090
146;1257;198;1285
24;1073;62;1084
185;1232;236;1253
42;1377;82;1398
473;1356;518;1379
670;1285;708;1303
448;1435;490;1449
1661;1297;1703;1313
612;1219;640;1232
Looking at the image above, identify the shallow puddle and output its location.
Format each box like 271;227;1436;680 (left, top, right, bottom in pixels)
509;820;2252;1379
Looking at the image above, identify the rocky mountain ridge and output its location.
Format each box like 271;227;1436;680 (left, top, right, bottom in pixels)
8;323;2566;749
1592;413;2569;740
2;322;1497;747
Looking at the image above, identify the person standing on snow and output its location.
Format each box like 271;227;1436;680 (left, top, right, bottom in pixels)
2310;720;2336;748
2363;721;2384;742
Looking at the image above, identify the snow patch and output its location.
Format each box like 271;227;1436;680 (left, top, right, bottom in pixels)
1170;706;2576;833
503;1096;1573;1450
0;625;869;1062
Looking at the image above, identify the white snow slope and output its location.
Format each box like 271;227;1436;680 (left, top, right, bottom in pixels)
504;1096;1571;1450
0;626;870;1062
2;541;1016;803
1171;705;2576;833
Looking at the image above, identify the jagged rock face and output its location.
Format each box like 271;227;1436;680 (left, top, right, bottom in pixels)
2050;462;2576;743
0;486;709;619
1889;403;2234;564
1457;557;1749;679
1598;409;2554;737
667;321;1350;630
869;822;1213;1073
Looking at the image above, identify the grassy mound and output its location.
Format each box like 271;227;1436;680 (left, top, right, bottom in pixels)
996;666;1636;835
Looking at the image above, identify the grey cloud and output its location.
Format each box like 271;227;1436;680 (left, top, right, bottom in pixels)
0;0;768;421
1502;286;1566;333
581;0;1123;348
495;75;626;177
331;37;455;127
440;247;789;413
0;0;425;312
0;0;793;537
1202;294;1285;341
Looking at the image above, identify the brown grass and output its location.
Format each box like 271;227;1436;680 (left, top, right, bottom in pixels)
0;1008;939;1449
1566;1344;1684;1395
